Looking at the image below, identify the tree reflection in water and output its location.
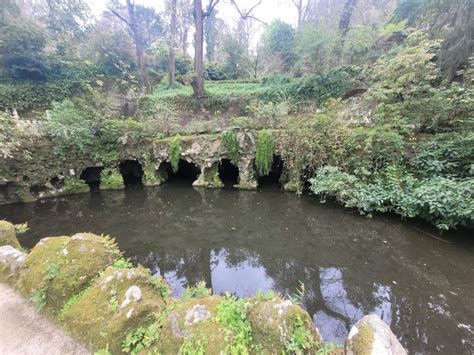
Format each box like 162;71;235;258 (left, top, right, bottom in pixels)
2;186;473;353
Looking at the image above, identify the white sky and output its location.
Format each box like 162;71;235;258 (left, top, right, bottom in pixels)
88;0;298;28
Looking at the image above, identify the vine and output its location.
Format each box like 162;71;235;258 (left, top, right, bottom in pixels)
221;130;240;163
255;130;275;176
168;136;181;173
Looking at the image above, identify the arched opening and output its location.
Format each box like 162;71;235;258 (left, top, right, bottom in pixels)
257;155;284;189
160;159;201;184
80;167;103;191
119;160;143;186
218;159;239;187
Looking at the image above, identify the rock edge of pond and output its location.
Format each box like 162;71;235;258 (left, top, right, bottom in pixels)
0;220;406;355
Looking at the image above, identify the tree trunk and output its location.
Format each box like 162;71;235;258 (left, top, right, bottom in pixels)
192;0;205;98
182;28;188;56
339;0;357;37
126;0;151;93
169;0;177;88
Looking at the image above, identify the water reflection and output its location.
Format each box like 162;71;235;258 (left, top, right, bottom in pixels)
0;185;473;353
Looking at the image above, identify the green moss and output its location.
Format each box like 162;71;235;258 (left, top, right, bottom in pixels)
0;220;21;249
255;130;275;176
168;136;181;173
247;297;322;353
100;169;124;190
63;266;165;353
222;130;240;163
155;296;228;354
195;164;223;188
352;323;374;355
16;234;121;315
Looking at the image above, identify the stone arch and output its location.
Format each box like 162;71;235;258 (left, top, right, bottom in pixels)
80;167;103;191
157;159;201;184
119;160;144;186
218;159;239;187
257;155;285;189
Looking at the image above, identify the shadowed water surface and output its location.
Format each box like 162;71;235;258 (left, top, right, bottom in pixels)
1;185;473;353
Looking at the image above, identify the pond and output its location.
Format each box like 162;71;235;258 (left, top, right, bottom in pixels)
1;184;473;354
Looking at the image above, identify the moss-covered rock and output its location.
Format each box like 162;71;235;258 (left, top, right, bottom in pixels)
154;295;228;354
16;233;121;314
62;266;166;353
0;220;21;249
193;164;224;188
247;297;322;354
345;315;407;355
0;245;27;284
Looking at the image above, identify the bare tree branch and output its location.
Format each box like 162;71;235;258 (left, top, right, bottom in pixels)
203;0;220;17
230;0;265;24
109;8;131;27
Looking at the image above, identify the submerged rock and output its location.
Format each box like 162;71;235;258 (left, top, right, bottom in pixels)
346;314;407;355
0;245;27;283
0;220;21;249
16;233;121;314
247;297;323;353
62;266;166;353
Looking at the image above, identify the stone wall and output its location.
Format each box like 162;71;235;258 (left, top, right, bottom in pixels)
0;129;304;205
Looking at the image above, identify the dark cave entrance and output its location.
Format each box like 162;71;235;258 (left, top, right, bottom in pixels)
80;167;103;191
119;160;144;186
257;155;284;189
218;159;239;187
161;159;201;184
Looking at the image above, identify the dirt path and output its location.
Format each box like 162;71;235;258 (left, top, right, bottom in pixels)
0;283;90;355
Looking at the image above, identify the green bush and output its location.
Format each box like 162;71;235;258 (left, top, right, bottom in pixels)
309;166;474;229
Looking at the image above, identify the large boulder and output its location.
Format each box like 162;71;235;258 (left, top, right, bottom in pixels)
63;266;167;353
16;233;121;314
345;315;407;355
247;297;322;354
0;245;27;284
0;220;21;249
155;295;229;354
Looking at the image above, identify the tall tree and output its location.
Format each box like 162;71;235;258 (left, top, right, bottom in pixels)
110;0;162;93
192;0;219;98
339;0;357;37
168;0;177;87
177;0;193;56
290;0;311;28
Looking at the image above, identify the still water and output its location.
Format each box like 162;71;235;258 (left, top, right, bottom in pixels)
1;185;473;354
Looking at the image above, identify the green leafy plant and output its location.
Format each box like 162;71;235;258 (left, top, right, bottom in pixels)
112;257;133;269
285;315;315;354
31;263;60;311
122;324;161;355
148;275;171;299
255;130;275;176
14;222;29;235
168;136;181;173
182;281;211;300
179;335;207;355
216;295;252;353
